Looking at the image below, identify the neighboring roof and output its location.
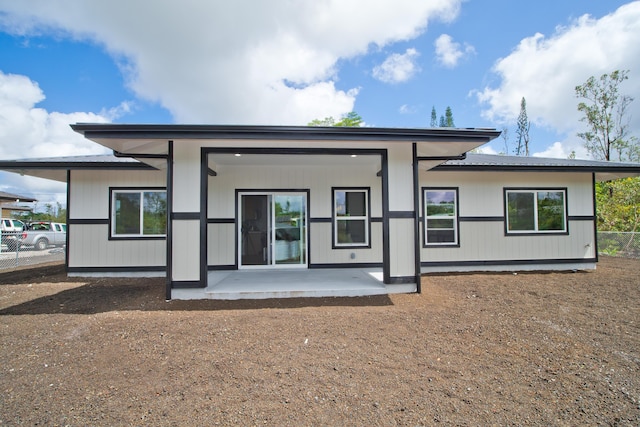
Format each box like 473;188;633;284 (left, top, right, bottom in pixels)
0;191;37;203
436;153;640;181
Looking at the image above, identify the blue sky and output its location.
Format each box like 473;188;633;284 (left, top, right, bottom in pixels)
0;0;639;207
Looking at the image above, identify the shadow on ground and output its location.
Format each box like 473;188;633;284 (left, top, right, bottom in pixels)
0;264;394;315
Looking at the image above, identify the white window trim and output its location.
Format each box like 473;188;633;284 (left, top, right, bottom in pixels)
333;188;370;248
505;189;567;234
111;189;167;238
424;188;459;246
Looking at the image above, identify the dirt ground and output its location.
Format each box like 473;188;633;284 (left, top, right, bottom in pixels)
0;257;638;426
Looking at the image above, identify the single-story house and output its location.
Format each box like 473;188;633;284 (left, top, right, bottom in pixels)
0;191;37;217
1;124;639;300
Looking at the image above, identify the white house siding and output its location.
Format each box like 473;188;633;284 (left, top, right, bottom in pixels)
420;171;596;268
207;161;384;267
171;219;200;281
68;169;166;269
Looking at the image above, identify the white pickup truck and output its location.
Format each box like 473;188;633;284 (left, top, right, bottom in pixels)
21;222;67;251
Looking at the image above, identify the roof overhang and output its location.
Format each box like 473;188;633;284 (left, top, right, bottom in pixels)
434;154;640;181
0;156;156;182
71;124;501;167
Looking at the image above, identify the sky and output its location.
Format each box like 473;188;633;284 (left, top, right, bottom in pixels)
0;0;639;209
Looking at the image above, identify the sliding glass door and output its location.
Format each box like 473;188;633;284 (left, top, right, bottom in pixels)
239;192;307;268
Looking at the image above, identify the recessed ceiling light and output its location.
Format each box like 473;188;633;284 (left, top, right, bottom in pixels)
351;154;357;158
234;153;241;157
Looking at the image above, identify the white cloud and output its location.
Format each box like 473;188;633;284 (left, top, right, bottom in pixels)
475;1;640;144
0;71;110;160
0;71;111;205
533;137;591;160
372;48;421;84
399;104;417;114
434;34;475;68
0;0;462;124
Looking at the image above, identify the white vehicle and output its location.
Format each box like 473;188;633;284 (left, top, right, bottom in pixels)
0;218;25;251
22;222;67;251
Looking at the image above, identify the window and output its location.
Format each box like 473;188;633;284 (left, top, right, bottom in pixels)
505;189;567;234
333;188;370;247
424;188;458;245
111;189;167;238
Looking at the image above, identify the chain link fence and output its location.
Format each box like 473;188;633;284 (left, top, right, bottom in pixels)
597;231;640;259
0;231;65;270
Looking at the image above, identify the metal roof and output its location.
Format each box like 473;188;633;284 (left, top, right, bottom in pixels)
435;153;640;181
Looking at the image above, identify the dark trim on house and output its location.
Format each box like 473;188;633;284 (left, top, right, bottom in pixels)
371;217;384;223
172;212;200;220
68;266;165;273
421;257;597;268
387;276;417;284
388;211;414;219
68;218;109;225
331;187;372;250
380;150;390;284
171;280;204;289
72;123;501;143
568;215;596;221
310;217;332;223
592;173;599;262
459;216;504;222
65;170;70;272
412;143;421;292
309;262;384;269
113;150;169;159
0;160;156;171
166;140;174;300
207;265;236;271
417;153;466;161
200;146;209;289
207;218;235;224
208;168;217;176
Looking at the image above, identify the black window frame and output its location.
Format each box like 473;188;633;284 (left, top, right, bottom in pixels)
504;187;569;235
109;187;167;240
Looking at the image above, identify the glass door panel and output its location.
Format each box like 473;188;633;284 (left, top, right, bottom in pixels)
274;194;306;266
240;194;269;266
239;192;307;268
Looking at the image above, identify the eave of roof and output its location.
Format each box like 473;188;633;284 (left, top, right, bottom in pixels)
0;154;155;171
435;153;640;174
71;123;502;142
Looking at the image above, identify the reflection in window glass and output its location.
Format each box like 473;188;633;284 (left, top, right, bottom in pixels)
112;190;166;237
425;189;458;245
334;189;369;246
506;190;566;233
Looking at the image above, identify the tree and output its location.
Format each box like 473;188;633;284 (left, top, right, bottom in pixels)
575;70;636;161
308;111;363;127
444;106;455;127
515;97;530;156
596;177;640;233
500;127;509;155
430;106;437;127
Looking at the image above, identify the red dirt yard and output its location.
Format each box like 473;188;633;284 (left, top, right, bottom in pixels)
0;256;639;426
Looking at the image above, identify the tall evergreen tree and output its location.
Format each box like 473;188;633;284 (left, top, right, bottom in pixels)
430;107;437;127
444;106;455;127
515;97;531;156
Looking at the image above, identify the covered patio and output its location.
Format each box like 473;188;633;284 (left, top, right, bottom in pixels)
171;268;414;300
